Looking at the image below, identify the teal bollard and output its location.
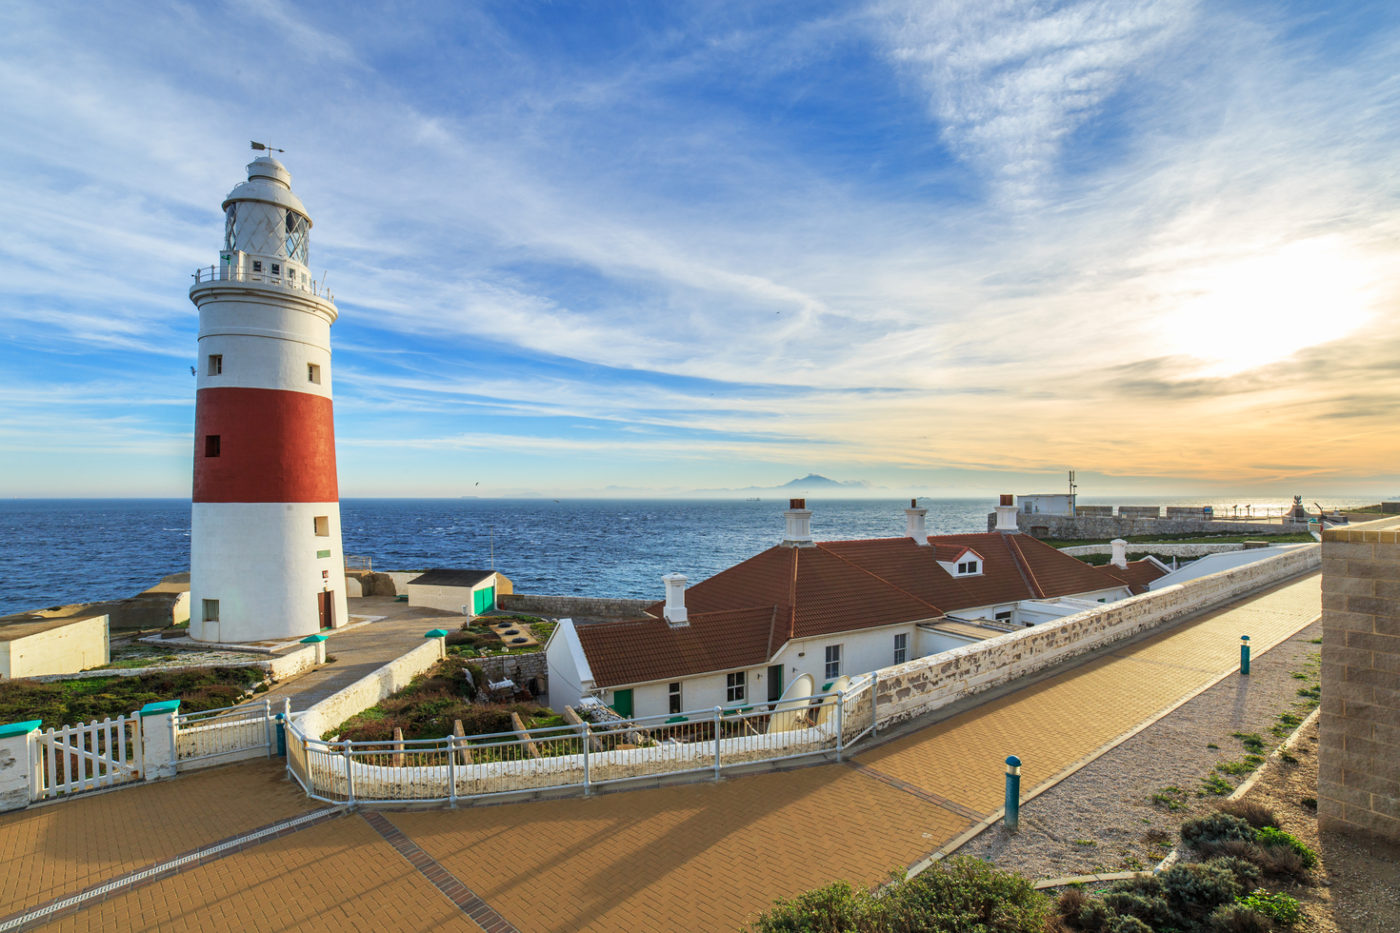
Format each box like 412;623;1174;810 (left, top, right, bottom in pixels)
1004;755;1021;832
1240;635;1251;675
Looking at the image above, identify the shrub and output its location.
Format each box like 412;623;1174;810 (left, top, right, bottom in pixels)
1159;861;1243;921
1100;891;1174;930
1254;827;1317;869
1235;889;1303;925
1216;799;1277;830
1182;812;1256;848
750;880;879;932
1204;856;1262;890
1207;903;1273;933
886;856;1051;933
1055;886;1090;922
1202;774;1233;795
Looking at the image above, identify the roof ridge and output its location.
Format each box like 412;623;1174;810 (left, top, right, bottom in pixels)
787;547;798;640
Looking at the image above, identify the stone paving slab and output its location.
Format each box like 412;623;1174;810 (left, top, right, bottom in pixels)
388;763;972;933
32;815;481;933
0;760;314;916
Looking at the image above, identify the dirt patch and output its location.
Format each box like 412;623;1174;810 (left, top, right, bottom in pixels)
1234;717;1400;933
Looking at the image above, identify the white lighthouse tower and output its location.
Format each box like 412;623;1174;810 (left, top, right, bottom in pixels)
188;153;348;643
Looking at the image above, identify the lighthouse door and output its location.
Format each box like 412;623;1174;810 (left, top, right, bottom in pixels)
318;590;335;629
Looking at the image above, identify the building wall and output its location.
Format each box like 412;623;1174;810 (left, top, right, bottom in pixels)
1318;517;1400;844
991;512;1307;539
544;622;589;712
406;573;509;614
0;615;108;678
500;593;653;620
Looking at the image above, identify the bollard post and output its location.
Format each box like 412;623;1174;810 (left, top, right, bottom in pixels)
1004;755;1022;833
1240;635;1251;675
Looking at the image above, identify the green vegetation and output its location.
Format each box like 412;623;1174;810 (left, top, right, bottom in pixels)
1043;532;1316;548
0;667;267;729
1152;785;1191;811
1201;774;1233;796
445;615;551;658
1236;889;1302;925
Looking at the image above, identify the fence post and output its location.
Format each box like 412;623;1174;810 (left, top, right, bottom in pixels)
139;700;180;780
0;721;42;811
871;671;879;737
713;707;723;781
580;722;591;795
343;740;356;804
447;735;457;807
835;692;845;761
262;698;274;756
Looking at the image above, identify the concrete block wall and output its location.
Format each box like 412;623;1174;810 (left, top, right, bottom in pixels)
498;593;654;621
991;512;1308;539
872;544;1320;728
1318;517;1400;844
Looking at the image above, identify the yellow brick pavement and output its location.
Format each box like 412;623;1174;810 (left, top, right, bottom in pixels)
7;572;1320;933
855;574;1321;812
0;759;315;915
389;763;971;933
34;815;479;933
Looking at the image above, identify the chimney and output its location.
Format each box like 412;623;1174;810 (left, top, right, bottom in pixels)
781;498;814;547
995;494;1019;532
662;572;689;626
1110;538;1128;569
905;498;928;545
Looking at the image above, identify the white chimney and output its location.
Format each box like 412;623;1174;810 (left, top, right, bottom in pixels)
1110;538;1128;569
995;494;1019;532
662;572;689;626
781;498;814;547
905;499;928;545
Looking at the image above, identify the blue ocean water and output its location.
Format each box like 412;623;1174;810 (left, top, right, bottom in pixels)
0;494;1371;617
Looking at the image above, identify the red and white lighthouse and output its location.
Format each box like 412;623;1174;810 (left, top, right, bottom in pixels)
188;154;347;643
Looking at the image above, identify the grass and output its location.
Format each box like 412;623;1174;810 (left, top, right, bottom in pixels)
1152;786;1190;811
1201;774;1233;796
0;667;267;729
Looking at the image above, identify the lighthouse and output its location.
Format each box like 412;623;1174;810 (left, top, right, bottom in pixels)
188;153;347;643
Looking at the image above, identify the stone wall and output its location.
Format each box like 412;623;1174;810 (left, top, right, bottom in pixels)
990;512;1308;540
472;651;548;692
1058;542;1246;559
1318;517;1400;844
498;593;653;621
871;544;1320;728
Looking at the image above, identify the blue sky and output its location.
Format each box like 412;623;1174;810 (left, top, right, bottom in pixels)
1;0;1397;498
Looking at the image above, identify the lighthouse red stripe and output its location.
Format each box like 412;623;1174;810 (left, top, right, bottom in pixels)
193;387;339;503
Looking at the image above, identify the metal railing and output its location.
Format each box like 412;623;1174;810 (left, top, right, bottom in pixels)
176;699;283;769
344;555;373;573
191;265;335;301
285;679;874;805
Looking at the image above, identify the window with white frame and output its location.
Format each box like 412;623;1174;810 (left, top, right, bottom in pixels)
994;610;1012;623
824;644;842;681
893;632;908;665
668;682;682;714
956;559;980;575
726;672;746;703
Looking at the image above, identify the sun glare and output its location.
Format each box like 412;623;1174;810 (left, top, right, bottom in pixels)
1164;237;1375;375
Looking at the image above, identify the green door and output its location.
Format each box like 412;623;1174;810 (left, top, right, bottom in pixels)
472;585;495;615
611;689;634;718
767;665;783;703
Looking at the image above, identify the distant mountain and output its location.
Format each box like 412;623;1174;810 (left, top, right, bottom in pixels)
777;474;871;490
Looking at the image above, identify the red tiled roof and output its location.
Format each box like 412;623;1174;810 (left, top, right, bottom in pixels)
1094;558;1168;594
583;532;1147;687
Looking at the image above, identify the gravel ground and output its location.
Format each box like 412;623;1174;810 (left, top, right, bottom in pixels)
961;621;1324;878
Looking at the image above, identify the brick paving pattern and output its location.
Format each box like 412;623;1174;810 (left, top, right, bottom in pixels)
6;573;1320;932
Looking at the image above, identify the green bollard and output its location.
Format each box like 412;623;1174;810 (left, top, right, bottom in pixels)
1240;635;1251;675
1004;755;1021;832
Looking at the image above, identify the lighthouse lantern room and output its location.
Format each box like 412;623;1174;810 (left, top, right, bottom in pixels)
189;153;347;643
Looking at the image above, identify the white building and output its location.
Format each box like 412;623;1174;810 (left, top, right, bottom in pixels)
546;499;1165;719
188;153;347;642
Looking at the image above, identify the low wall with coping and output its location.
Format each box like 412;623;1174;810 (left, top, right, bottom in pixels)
25;645;319;684
993;513;1308;539
872;544;1320;728
297;638;443;741
1059;543;1246;558
498;594;653;620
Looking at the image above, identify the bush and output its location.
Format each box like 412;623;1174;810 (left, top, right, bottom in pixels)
1206;903;1273;933
1182;812;1256;848
1216;799;1277;830
1254;827;1317;870
1159;862;1243;922
1204;856;1261;890
749;880;879;932
1235;889;1303;925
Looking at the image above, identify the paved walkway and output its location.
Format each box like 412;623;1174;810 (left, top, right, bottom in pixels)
1;574;1320;933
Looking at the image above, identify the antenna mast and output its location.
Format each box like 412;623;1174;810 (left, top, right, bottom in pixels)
1068;469;1077;515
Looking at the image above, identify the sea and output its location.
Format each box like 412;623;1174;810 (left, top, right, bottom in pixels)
0;495;1377;618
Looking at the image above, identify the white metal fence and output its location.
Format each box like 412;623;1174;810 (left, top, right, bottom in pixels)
286;679;875;804
35;715;144;800
176;700;283;769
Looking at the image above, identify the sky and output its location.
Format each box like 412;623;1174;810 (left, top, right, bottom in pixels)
1;0;1397;500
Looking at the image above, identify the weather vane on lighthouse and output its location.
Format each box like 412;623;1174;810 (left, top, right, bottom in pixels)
249;140;285;154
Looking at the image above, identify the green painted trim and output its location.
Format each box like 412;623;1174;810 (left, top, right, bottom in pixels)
139;699;181;717
300;634;328;643
425;629;449;638
316;549;332;559
0;720;42;738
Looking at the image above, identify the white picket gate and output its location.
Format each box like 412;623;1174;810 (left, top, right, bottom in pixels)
36;715;143;800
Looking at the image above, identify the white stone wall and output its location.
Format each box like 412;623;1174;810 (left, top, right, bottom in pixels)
0;615;108;678
1058;542;1246;558
296;637;443;740
870;544;1319;728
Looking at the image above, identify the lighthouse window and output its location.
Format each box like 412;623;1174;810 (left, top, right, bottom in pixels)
252;260;262;273
204;435;221;457
207;354;222;376
271;263;280;276
285;212;309;264
307;363;321;384
314;515;330;537
203;599;220;622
